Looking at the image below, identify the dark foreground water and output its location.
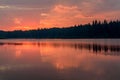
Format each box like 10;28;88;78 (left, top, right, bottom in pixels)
0;39;120;80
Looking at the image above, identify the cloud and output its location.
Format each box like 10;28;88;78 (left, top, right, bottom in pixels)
39;1;120;28
0;5;10;9
0;8;42;30
0;0;120;30
0;0;57;8
14;18;22;24
93;11;120;20
0;5;46;10
39;4;92;28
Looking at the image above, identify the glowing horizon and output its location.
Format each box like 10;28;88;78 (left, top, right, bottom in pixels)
0;0;120;31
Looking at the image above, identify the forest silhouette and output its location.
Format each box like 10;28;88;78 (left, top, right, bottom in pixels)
0;20;120;38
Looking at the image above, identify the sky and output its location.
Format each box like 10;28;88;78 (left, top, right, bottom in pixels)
0;0;120;31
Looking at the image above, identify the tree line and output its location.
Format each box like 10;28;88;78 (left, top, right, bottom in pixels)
0;20;120;39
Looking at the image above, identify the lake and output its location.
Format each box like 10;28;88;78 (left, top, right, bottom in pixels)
0;39;120;80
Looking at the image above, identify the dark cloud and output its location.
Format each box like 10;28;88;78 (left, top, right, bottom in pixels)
93;0;120;13
0;0;57;8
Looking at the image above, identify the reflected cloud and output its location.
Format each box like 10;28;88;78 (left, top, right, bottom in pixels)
0;40;120;80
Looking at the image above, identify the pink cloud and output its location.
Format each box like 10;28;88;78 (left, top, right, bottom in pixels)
39;4;91;28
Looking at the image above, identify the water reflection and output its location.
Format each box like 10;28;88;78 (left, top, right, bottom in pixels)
0;41;120;56
0;39;120;80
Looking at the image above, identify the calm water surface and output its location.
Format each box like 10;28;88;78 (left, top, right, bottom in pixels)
0;39;120;80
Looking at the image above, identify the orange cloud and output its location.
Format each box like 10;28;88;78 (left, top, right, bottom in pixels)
96;11;120;19
14;18;22;24
39;4;91;28
0;0;120;31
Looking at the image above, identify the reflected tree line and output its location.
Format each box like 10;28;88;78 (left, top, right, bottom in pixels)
44;43;120;55
0;20;120;38
0;42;120;56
